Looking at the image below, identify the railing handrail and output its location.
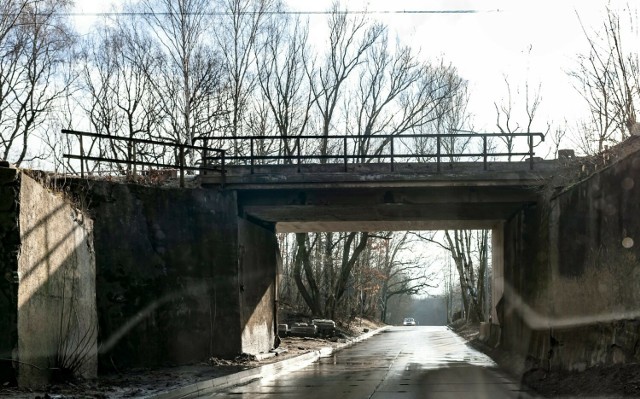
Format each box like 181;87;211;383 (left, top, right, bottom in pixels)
62;129;227;187
208;152;534;161
202;131;545;173
62;129;545;183
61;129;225;155
203;132;545;141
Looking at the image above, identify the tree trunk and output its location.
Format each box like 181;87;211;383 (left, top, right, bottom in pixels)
293;233;321;315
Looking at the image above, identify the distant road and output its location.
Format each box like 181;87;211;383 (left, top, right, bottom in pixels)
203;326;536;398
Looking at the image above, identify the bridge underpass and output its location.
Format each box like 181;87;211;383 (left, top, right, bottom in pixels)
201;159;561;343
207;144;640;380
11;130;637;388
203;161;557;233
24;129;569;385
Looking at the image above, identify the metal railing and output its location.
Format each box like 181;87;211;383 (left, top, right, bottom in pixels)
62;129;226;187
63;130;545;184
205;132;545;174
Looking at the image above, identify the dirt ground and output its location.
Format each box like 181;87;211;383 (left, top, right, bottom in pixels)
450;321;640;398
0;318;383;399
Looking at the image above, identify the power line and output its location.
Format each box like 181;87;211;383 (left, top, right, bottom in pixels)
1;9;499;17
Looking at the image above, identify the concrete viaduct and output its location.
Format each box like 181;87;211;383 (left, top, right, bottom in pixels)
3;135;640;387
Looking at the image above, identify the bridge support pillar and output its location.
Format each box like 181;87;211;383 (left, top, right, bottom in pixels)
491;223;504;325
237;218;278;355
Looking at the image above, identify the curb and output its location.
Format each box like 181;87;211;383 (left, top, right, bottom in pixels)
145;326;389;399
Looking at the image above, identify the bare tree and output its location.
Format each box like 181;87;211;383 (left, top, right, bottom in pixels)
293;233;322;316
310;3;384;159
414;230;490;323
570;7;640;154
139;0;222;153
292;231;370;319
549;121;568;159
0;0;74;165
347;34;466;163
215;0;273;156
74;17;167;175
442;229;489;323
255;14;313;161
374;232;437;323
494;75;547;161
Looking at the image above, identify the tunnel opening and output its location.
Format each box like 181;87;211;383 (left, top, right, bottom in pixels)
274;227;498;343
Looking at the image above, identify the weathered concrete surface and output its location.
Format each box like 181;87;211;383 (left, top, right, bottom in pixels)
236;186;538;233
7;176;284;371
73;181;244;369
238;218;278;354
10;172;97;388
202;160;561;189
0;167;19;384
500;140;640;371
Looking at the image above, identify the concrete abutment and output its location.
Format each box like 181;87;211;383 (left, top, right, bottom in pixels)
76;181;278;370
1;172;280;387
0;169;97;388
498;146;640;371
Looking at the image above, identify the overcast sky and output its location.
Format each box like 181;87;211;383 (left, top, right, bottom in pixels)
72;0;635;154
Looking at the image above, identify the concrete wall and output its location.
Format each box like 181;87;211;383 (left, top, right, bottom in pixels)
74;181;250;370
0;167;19;385
238;218;278;354
16;173;97;388
501;203;550;360
501;147;640;371
4;174;279;376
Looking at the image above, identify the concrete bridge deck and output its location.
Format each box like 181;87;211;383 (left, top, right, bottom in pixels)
201;160;564;232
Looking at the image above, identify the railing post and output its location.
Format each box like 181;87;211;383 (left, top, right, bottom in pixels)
79;134;85;179
390;137;394;172
132;139;137;176
250;137;254;174
483;135;488;170
436;136;441;172
343;136;348;172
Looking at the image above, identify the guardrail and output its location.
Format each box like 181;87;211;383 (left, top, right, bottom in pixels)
205;132;545;174
62;129;226;187
62;130;545;184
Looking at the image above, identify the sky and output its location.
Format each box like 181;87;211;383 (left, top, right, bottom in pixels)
282;0;631;154
71;0;634;155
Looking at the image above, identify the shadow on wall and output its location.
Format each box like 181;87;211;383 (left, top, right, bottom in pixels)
70;181;244;371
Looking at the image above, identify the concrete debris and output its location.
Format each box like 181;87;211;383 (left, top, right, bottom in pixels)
312;319;337;337
290;323;317;337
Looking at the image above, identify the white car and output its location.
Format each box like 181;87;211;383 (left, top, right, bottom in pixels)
403;317;416;326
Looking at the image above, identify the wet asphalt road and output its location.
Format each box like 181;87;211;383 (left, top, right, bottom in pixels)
204;326;535;398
